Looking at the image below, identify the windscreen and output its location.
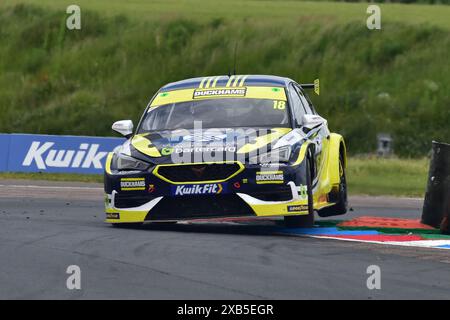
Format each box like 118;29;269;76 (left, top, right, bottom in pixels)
139;98;290;132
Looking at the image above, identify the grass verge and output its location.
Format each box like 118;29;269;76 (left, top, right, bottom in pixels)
0;172;103;183
2;0;450;29
347;156;428;197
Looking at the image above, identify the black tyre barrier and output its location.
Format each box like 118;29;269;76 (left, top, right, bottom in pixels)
421;141;450;234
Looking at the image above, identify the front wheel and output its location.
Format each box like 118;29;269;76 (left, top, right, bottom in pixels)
284;154;315;228
318;152;348;217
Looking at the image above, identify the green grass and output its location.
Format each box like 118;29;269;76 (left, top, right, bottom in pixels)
0;1;448;157
2;0;450;29
0;158;429;197
0;172;103;183
347;156;429;197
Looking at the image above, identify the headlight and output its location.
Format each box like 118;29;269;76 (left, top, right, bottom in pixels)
250;146;292;164
111;153;150;171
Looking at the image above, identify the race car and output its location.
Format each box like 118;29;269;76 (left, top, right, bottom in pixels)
104;75;347;227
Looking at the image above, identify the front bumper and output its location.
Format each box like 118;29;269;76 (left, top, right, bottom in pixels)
104;161;310;224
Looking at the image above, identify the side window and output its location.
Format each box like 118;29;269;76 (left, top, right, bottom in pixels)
288;83;305;127
296;86;317;115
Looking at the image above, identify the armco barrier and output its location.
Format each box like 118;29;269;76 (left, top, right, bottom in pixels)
0;133;124;174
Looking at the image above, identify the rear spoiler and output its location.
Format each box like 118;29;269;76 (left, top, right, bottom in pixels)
300;79;320;96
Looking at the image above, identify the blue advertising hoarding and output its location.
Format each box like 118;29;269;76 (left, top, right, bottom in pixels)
1;134;124;174
0;134;11;172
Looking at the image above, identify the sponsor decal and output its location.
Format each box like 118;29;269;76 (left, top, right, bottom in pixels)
120;178;146;191
22;142;107;170
298;185;308;200
161;147;174;156
256;171;284;184
106;212;120;219
171;183;224;196
174;146;236;153
193;87;247;99
148;184;155;193
287;205;309;212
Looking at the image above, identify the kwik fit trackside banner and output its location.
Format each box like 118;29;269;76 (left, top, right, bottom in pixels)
0;134;124;174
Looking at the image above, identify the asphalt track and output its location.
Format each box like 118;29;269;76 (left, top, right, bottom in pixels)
0;179;449;300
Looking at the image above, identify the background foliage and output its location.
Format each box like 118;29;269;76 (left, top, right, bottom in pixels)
0;2;448;156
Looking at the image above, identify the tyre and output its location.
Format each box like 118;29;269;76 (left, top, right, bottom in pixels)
318;152;348;217
284;154;315;228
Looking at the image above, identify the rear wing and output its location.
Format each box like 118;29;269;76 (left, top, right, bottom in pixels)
300;79;320;96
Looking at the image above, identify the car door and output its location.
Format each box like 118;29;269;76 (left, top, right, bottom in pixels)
294;84;329;186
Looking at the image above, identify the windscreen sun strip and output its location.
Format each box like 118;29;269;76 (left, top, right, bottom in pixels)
150;86;287;108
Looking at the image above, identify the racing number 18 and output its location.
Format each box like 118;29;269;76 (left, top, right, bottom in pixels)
273;100;286;110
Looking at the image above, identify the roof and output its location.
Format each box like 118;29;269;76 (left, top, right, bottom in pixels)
160;75;293;92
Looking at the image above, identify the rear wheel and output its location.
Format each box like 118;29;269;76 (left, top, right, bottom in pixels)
318;152;348;217
284;154;315;228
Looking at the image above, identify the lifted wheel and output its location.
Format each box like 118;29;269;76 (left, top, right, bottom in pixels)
318;152;348;217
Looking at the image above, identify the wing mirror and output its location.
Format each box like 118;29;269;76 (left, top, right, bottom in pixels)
302;114;326;131
112;120;134;138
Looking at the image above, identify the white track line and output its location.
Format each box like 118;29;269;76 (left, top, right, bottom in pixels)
307;235;450;250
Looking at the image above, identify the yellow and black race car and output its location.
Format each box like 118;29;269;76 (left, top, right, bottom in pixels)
104;75;347;227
